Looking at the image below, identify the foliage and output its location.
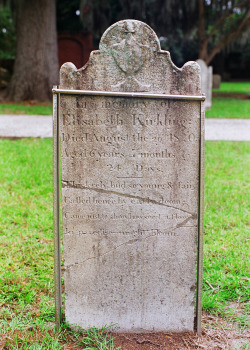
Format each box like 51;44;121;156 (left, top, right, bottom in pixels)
78;0;249;66
0;5;16;59
56;0;83;32
79;0;199;65
198;0;250;63
160;28;199;68
1;0;249;89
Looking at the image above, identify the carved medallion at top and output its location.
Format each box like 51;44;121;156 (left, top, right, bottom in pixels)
99;20;160;91
110;21;149;74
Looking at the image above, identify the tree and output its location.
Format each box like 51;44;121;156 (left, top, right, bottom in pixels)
7;0;58;101
79;0;199;65
79;0;249;66
198;0;250;64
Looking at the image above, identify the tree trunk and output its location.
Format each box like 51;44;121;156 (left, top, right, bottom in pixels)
206;13;250;65
197;0;208;61
197;0;250;65
7;0;58;101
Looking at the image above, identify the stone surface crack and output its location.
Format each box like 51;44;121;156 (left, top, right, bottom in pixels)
66;238;139;269
65;215;196;269
62;181;197;218
142;217;196;241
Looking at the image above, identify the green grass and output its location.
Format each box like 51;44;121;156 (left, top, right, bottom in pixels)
0;139;119;349
206;97;250;119
203;141;250;326
209;81;250;119
0;139;249;347
0;103;52;115
213;81;250;94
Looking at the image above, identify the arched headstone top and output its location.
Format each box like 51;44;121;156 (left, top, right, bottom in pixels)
60;19;201;95
196;59;207;69
196;59;212;109
99;19;161;53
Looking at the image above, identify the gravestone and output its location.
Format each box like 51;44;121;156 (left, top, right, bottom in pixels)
213;74;221;89
53;20;204;333
196;59;213;110
207;66;213;109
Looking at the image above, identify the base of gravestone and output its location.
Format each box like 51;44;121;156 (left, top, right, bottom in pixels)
59;312;249;348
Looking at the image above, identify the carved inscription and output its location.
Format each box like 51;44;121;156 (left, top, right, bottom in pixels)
60;95;199;238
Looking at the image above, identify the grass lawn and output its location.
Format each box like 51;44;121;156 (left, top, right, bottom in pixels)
206;97;250;119
203;142;250;324
0;139;249;348
0;103;52;115
213;82;250;95
207;81;250;119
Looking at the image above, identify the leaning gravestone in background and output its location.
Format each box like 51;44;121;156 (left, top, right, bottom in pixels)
196;59;213;110
213;74;221;89
56;20;204;332
207;66;213;109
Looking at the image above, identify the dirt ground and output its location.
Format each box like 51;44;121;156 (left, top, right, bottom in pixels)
111;313;249;350
212;92;249;100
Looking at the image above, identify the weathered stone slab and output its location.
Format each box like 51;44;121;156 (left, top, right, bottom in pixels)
213;74;221;89
207;66;213;109
58;20;204;332
196;59;212;109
